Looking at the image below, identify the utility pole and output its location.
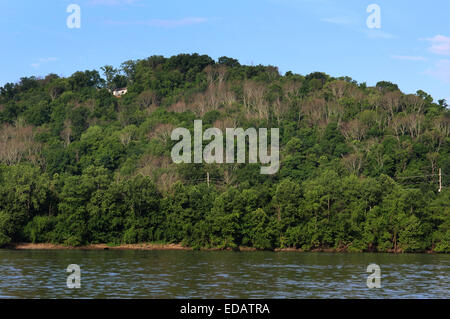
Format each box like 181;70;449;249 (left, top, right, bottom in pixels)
439;168;442;193
207;172;210;188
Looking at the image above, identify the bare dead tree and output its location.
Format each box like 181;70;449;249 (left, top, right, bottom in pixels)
219;84;236;107
137;154;172;179
119;131;132;146
429;116;450;152
204;65;218;89
303;97;327;127
223;164;237;186
189;92;207;116
138;90;156;109
217;65;227;88
243;81;268;120
205;85;219;110
272;97;289;126
380;91;402;125
327;80;349;100
402;94;425;114
148;123;175;146
427;152;439;176
156;171;180;193
340;119;368;142
168;100;187;113
213;118;238;131
0;122;43;166
61;119;72;147
391;115;408;141
327;101;344;125
404;113;424;139
342;153;364;175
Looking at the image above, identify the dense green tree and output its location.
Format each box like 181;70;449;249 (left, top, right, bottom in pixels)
0;53;447;252
0;164;51;245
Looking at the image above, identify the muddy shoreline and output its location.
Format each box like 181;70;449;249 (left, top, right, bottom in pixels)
6;242;190;251
3;242;440;253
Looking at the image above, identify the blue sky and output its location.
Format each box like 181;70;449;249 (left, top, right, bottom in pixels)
1;0;449;102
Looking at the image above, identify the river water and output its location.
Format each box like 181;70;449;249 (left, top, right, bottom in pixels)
0;250;448;299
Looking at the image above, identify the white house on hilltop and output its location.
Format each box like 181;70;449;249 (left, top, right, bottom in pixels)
112;87;127;97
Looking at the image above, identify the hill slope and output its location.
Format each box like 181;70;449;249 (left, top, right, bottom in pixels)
0;53;448;252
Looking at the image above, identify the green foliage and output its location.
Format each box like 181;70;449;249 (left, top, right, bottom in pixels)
376;81;400;92
0;53;448;252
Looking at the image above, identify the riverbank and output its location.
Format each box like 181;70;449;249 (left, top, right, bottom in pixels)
4;242;441;253
6;242;190;251
2;243;337;252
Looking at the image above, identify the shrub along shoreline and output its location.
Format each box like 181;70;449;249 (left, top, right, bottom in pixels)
4;242;440;253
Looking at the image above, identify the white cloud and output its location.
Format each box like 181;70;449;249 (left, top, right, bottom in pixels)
425;59;450;83
142;17;208;27
31;57;59;69
87;0;142;6
321;17;354;25
391;55;427;61
425;35;450;55
105;17;208;28
321;16;396;39
364;29;397;39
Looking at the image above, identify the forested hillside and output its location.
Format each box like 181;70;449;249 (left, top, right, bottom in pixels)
0;53;448;252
